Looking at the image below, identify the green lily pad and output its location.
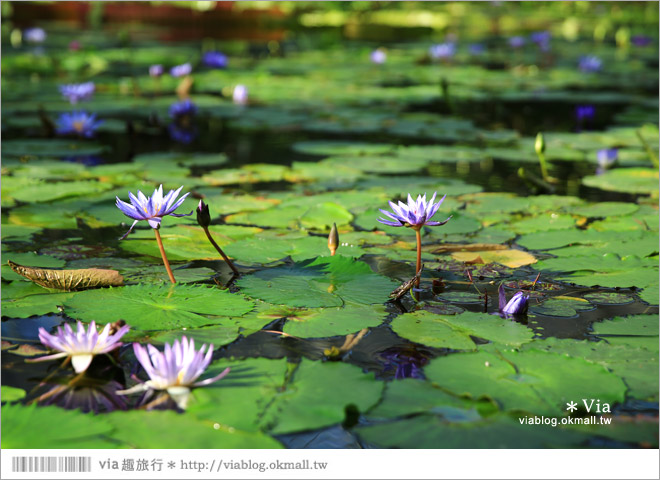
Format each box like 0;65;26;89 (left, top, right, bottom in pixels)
281;303;387;338
1;139;107;158
292;140;395;156
355;413;587;448
592;314;659;337
583;292;634;305
559;268;658;289
1;403;116;448
62;284;254;330
638;283;659;305
224;231;342;265
1;385;26;402
106;410;282;448
227;202;353;230
425;348;627;416
530;296;595;317
390;311;477;350
1;290;73;318
260;360;382;435
568;202;639;218
509;214;576;234
147;324;241;347
323;155;429;174
582;168;659;195
436;292;483;304
237;256;399;307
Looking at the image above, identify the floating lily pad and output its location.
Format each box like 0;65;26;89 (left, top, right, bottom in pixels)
281;304;387;338
582;168;659;195
390;311;477;350
425;348;626;416
147;324;241;347
227;202;353;230
1;385;26;402
530;296;594;317
237;256;399;308
436;292;483;304
568;202;639;218
451;249;537;268
1;403;116;448
1;139;107;158
583;292;634;305
355;413;587;449
638;283;659;305
224;231;338;265
106;410;282;449
292;140;395;156
62;284;254;330
592;314;659;337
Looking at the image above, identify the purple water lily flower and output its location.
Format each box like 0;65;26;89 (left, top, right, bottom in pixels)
118;337;230;409
469;43;486;55
202;51;228;69
530;31;551;51
509;36;526;48
170;63;192;77
575;104;596;122
579;55;602;73
498;283;529;315
59;81;95;104
149;64;164;77
23;27;46;44
370;48;386;64
378;192;451;230
168;123;197;144
32;320;130;373
169;99;197;119
429;43;456;60
596;148;618;174
56;111;102;138
380;349;429;380
233;84;248;105
115;185;193;239
631;35;653;47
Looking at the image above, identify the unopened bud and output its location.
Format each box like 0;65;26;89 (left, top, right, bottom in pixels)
535;132;545;155
196;199;211;228
328;223;339;256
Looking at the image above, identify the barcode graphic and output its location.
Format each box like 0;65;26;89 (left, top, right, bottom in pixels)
11;456;92;473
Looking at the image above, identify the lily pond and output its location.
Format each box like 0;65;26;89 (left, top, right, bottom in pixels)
1;1;659;450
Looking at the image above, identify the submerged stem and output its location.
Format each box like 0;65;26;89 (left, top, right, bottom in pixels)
154;228;176;284
415;228;422;288
203;226;240;275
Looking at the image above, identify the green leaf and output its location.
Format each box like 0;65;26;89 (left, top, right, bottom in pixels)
223;232;335;265
2;290;73;318
568;202;639;218
592;314;659;337
281;303;387;338
261;360;382;434
237;256;399;308
106;410;282;448
1;403;116;448
62;284;254;331
228;202;353;230
582;168;659;195
1;385;26;402
292;140;395;156
390;311;477;350
425;348;627;416
1;139;107;158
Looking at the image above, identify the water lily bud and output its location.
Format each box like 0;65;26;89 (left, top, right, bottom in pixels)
196;199;211;228
502;291;529;315
328;222;339;256
535;132;545;155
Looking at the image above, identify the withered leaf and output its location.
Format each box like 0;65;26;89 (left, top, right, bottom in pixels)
8;261;124;291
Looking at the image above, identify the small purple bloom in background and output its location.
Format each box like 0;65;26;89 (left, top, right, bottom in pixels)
378;192;451;230
530;31;551;51
508;36;526;48
429;43;456;60
23;27;46;44
202;51;228;69
68;40;81;51
149;64;164;77
596;148;618;175
380;349;429;380
31;320;130;373
370;48;386;64
168;123;197;144
575;104;596;123
63;155;104;166
56;111;102;138
631;35;653;47
468;43;486;55
498;283;529;316
579;55;602;73
118;337;230;409
59;81;95;104
170;62;192;77
169;99;197;119
115;185;192;239
233;84;248;105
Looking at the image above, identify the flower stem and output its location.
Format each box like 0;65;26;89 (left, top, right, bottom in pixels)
154;229;176;284
203;226;240;276
415;228;422;288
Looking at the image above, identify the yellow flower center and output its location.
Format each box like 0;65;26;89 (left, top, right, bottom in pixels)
72;120;85;132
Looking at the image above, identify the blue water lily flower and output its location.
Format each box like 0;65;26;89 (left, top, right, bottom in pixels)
498;283;529;315
56;111;102;138
378;192;451;230
149;64;164;77
370;48;386;64
575;104;596;122
59;81;95;104
170;63;192;77
530;31;551;51
23;27;46;43
202;51;228;69
429;42;456;60
115;185;193;239
169;99;197;119
579;55;602;73
509;36;526;48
